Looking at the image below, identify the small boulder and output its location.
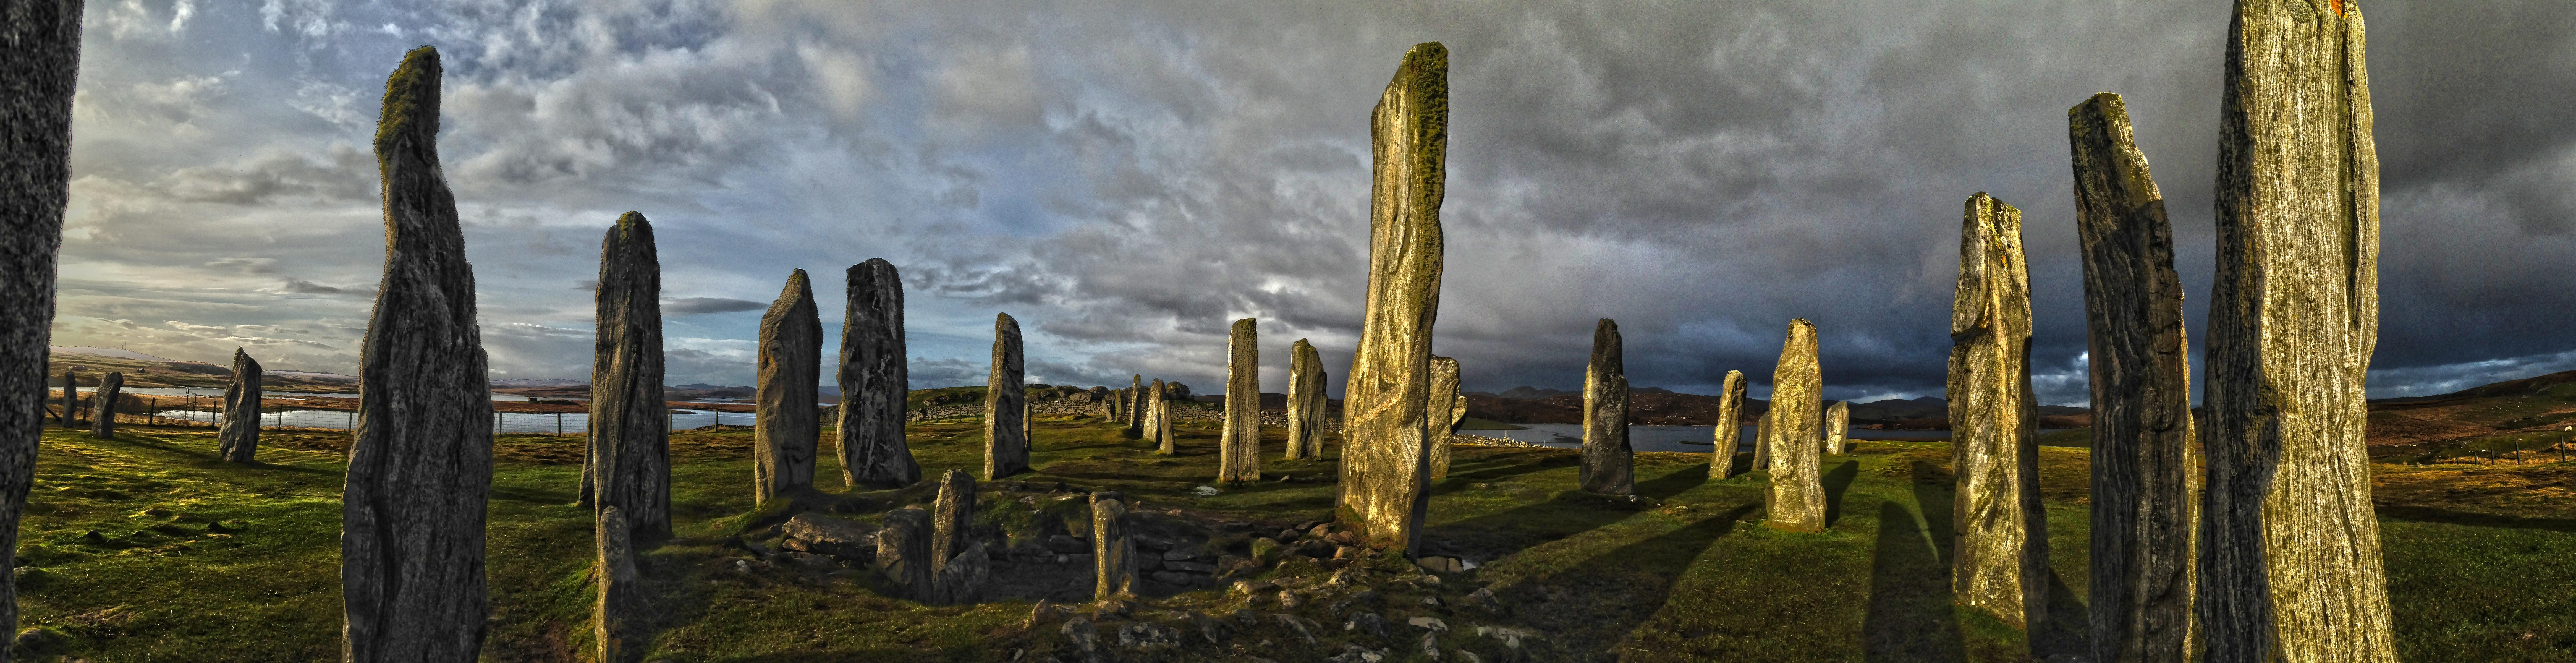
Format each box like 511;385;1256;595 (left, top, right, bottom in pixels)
1407;616;1448;632
1025;600;1065;629
1343;612;1386;637
1415;556;1465;573
779;513;875;560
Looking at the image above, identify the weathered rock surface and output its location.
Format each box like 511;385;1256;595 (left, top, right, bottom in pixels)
1338;43;1447;555
2201;4;2396;660
5;7;79;646
930;469;977;603
595;506;644;663
1580;320;1634;495
1765;319;1824;531
589;212;670;536
2071;90;2200;663
754;270;820;504
1752;409;1773;471
1711;370;1747;477
88;372;121;439
1127;375;1147;439
1288;339;1328;460
779;512;874;560
1152;379;1175;455
343;47;493;661
1093;494;1137;601
1220;319;1262;483
1949;192;2047;630
839;259;920;489
877;507;932;600
56;370;74;428
1823;401;1850;455
1428;356;1462;480
934;542;989;605
984;314;1028;479
219;349;262;463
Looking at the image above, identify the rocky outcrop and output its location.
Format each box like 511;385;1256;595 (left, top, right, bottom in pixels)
1337;43;1447;555
1765;319;1824;531
343;47;493;662
1220;319;1261;483
1093;494;1137;601
984;314;1028;479
219;349;262;463
2201;3;2396;660
1428;356;1464;480
839;259;920;489
1580;320;1633;495
3;10;79;646
2070;91;2200;663
1949;193;2047;630
88;372;121;438
755;270;820;503
1711;370;1746;477
1288;339;1327;460
1823;401;1849;455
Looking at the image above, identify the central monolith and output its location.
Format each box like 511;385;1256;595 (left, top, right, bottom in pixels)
1949;192;2047;630
1710;370;1747;477
1428;356;1463;480
1335;42;1447;554
89;372;123;439
2071;91;2201;663
219;349;262;463
983;314;1028;479
589;212;670;538
1580;320;1633;495
344;46;493;661
2199;3;2395;660
1220;319;1262;482
1287;339;1327;460
1764;319;1824;531
1823;401;1850;454
755;270;820;503
840;259;920;489
3;10;79;645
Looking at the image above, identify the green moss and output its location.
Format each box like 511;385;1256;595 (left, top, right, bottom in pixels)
374;46;441;168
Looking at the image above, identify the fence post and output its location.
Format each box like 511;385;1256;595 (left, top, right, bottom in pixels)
556;413;563;436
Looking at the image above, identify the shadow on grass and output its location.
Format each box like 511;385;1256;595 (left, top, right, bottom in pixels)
1864;500;1964;662
1426;464;1709;562
2032;570;2091;660
2375;505;2576;533
1499;501;1762;659
1823;460;1859;526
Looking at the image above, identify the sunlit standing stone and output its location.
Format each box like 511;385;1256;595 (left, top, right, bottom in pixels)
1335;42;1447;555
1287;339;1327;460
1710;370;1746;477
1764;319;1824;531
1220;319;1262;482
1948;192;2048;629
1427;356;1461;480
1579;320;1633;495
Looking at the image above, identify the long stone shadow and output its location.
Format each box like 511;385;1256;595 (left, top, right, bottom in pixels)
2032;569;2091;660
2375;505;2576;533
1823;460;1859;526
1863;500;1965;662
1495;502;1762;661
1425;464;1709;563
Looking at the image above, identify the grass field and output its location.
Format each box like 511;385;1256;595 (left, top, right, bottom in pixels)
9;414;2573;662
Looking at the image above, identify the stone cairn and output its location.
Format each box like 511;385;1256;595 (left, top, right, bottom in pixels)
1823;401;1850;454
1151;379;1175;455
1219;318;1262;482
754;269;821;504
1948;192;2048;630
1710;370;1747;478
2201;2;2396;659
983;313;1029;479
1092;492;1137;602
1764;319;1825;532
1336;42;1447;555
930;469;988;605
1286;338;1327;460
594;505;644;663
342;46;493;661
877;506;933;600
1427;356;1463;480
56;370;73;427
2070;91;2200;663
589;212;672;540
839;258;920;489
218;349;261;463
1580;320;1634;495
88;371;122;439
4;10;79;645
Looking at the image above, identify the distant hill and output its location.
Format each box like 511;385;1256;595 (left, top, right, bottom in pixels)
492;378;586;388
43;350;358;393
48;346;167;362
1464;390;2091;428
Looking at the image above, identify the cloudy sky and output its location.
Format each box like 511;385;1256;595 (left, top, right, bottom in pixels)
49;0;2576;405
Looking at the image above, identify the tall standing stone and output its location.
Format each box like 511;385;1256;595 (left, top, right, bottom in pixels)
2201;3;2394;660
1091;493;1136;601
1287;339;1327;460
1949;192;2048;630
1752;409;1773;471
1219;319;1262;482
930;469;978;604
840;258;920;489
1151;380;1174;455
1710;370;1747;477
1823;401;1850;455
1337;42;1446;555
87;372;121;438
1579;320;1633;495
55;370;72;428
983;314;1028;479
1427;356;1463;480
1120;375;1143;439
593;506;643;663
1765;319;1824;531
4;7;80;649
2072;91;2201;663
218;350;261;463
344;47;492;661
755;270;820;504
589;212;670;537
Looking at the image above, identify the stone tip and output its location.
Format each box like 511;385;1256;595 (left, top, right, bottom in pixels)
2072;91;2125;116
375;46;443;163
1233;318;1256;333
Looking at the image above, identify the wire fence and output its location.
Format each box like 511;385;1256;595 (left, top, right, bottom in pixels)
46;391;765;436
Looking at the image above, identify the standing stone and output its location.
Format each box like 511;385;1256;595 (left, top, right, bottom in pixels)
1426;356;1460;480
56;370;72;428
877;507;933;600
839;258;920;489
1948;192;2048;630
1219;319;1262;482
1151;380;1174;455
1765;319;1825;532
930;469;978;604
2;8;78;648
1287;339;1327;460
2201;3;2394;660
218;349;261;463
1092;493;1137;601
983;314;1028;479
589;212;670;538
1337;42;1447;555
1710;370;1747;477
594;506;644;663
344;47;492;662
754;270;820;504
2071;91;2201;663
1580;320;1633;495
87;372;121;438
1123;375;1146;439
1752;409;1774;471
1823;401;1850;455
